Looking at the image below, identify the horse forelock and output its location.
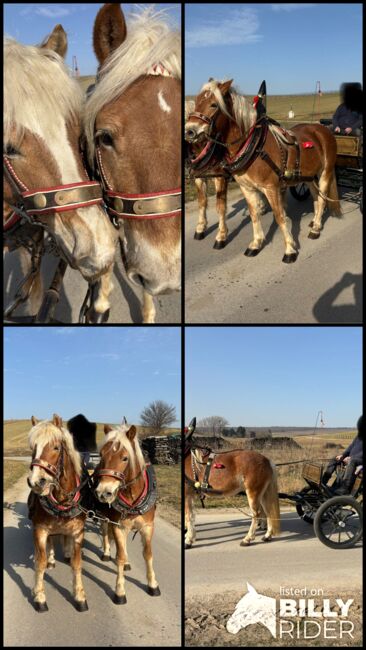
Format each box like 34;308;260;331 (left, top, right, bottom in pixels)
100;425;146;474
4;37;82;147
29;420;82;477
84;7;181;164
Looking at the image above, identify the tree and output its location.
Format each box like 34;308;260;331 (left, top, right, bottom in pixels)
140;400;176;434
197;415;229;436
236;426;246;438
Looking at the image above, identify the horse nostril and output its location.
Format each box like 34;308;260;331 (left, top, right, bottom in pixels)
185;129;196;140
39;478;46;486
137;274;145;288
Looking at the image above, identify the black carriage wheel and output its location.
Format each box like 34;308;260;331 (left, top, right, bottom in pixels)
295;486;320;523
314;496;363;549
290;183;311;201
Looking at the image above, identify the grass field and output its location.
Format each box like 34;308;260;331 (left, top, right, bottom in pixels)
4;460;29;493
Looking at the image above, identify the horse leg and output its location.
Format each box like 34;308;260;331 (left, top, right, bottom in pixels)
240;490;261;546
265;187;298;263
101;521;112;561
194;178;208;240
213;176;228;249
47;536;56;569
111;525;128;604
258;504;267;532
71;530;88;611
63;534;73;562
33;527;49;611
239;185;265;256
185;492;196;549
140;523;160;596
142;290;156;323
308;171;330;239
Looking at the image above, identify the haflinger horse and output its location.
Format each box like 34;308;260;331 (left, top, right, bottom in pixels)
93;421;160;603
4;26;117;322
27;414;88;612
184;418;280;548
84;4;181;323
185;79;341;261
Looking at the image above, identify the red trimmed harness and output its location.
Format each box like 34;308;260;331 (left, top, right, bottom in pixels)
30;444;83;515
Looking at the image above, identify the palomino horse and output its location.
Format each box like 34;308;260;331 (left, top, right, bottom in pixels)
4;26;117;322
184;419;280;548
93;422;160;603
185;79;341;261
84;4;181;323
27;414;88;612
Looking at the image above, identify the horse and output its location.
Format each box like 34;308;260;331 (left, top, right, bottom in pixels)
93;421;160;603
84;4;181;323
185;79;342;262
184;419;280;548
4;25;117;323
27;414;88;612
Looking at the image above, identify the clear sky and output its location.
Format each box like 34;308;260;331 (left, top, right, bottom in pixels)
185;327;362;427
185;3;362;95
4;3;181;76
4;327;181;424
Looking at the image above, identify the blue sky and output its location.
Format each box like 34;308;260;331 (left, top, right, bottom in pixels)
185;3;362;95
4;327;181;424
185;327;362;427
4;3;181;76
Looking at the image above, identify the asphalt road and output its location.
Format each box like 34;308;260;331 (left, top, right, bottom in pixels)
185;510;362;597
4;476;181;647
4;246;181;324
185;185;362;323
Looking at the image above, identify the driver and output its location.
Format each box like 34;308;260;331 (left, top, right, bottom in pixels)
332;83;362;136
322;415;363;494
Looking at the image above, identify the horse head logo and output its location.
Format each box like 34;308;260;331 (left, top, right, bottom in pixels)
227;583;276;638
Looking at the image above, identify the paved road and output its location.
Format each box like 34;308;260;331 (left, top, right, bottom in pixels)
4;476;181;647
4;247;181;324
185;510;362;597
185;185;362;323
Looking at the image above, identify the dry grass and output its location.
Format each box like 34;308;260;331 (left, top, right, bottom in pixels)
3;460;28;493
155;465;181;528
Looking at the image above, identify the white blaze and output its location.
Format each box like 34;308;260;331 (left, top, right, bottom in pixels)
158;90;171;113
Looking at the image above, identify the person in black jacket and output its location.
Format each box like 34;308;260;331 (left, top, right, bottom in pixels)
332;83;363;136
322;415;363;494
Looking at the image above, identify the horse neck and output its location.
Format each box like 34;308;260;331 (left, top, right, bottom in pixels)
55;449;78;501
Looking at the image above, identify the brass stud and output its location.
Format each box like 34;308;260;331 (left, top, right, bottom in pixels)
134;200;145;214
55;191;67;205
114;197;124;213
33;193;47;209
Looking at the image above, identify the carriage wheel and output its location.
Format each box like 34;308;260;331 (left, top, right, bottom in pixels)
290;183;310;201
295;486;320;523
314;496;363;549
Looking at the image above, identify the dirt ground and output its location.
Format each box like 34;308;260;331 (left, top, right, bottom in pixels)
185;588;362;647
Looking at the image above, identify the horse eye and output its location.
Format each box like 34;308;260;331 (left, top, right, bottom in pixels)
122;456;128;462
97;132;113;147
210;103;218;109
54;446;60;451
4;144;19;156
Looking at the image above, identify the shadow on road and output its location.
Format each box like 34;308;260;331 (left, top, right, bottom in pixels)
313;272;362;323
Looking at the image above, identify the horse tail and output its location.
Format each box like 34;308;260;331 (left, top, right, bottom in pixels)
328;172;342;217
262;461;281;536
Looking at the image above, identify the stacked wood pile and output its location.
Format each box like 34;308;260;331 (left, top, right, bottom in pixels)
191;435;227;450
240;436;302;451
142;435;181;464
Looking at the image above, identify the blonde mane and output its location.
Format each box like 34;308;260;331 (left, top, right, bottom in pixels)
200;79;257;135
101;424;146;474
29;420;82;477
84;7;181;162
4;37;83;147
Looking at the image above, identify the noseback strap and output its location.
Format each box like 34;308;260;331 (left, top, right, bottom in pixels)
21;181;103;214
31;458;59;477
95;468;126;482
105;188;181;220
188;112;212;125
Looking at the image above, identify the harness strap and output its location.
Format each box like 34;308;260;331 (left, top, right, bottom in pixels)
95;468;127;483
31;458;59;478
105;188;182;220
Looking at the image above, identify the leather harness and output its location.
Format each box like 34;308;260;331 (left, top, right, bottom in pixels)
93;462;157;519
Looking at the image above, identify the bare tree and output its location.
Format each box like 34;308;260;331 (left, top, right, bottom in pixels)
140;400;177;434
197;415;229;436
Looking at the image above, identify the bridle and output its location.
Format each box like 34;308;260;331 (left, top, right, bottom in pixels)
94;458;144;491
187;100;244;149
91;62;182;228
30;443;65;482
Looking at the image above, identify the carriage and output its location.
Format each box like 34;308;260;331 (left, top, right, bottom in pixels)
279;461;363;549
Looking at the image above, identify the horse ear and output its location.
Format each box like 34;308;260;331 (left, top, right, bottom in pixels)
104;424;113;435
93;3;127;65
126;425;136;442
122;416;127;425
52;414;63;428
41;24;68;59
31;416;39;426
247;582;257;595
219;79;233;95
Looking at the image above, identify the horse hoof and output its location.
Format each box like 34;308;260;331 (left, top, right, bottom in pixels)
282;253;298;263
244;247;260;257
148;586;161;597
240;540;251;546
75;600;88;612
262;536;272;543
113;594;127;605
309;220;314;228
213;240;226;250
47;562;55;569
124;563;131;571
185;543;192;549
64;557;70;564
308;230;320;239
101;554;111;562
34;601;48;612
194;231;205;240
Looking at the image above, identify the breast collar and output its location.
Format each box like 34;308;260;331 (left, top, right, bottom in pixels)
94;62;181;226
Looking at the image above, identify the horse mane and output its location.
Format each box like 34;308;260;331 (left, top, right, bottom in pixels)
4;37;82;147
84;7;181;163
200;79;257;135
100;425;146;474
29;420;82;477
185;99;195;121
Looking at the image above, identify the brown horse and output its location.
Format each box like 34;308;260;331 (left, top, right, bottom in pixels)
185;79;341;261
93;422;160;603
184;422;280;548
27;414;88;612
84;4;181;323
4;26;117;321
